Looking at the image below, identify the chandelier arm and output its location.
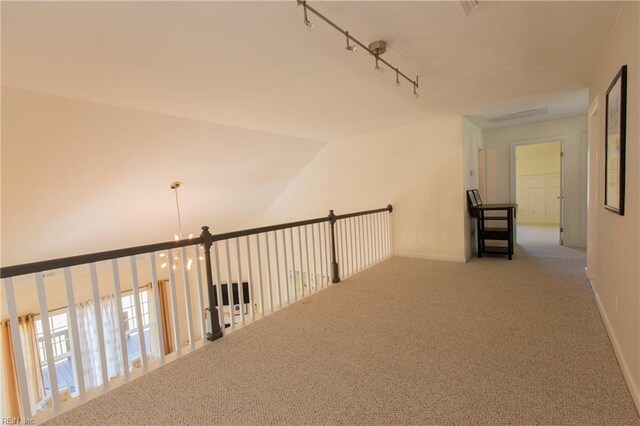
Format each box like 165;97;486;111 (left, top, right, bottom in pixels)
298;0;418;88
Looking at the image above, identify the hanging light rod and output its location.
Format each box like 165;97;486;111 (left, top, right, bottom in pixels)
297;0;419;97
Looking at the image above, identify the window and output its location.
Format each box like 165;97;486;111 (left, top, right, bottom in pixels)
35;311;76;396
34;289;154;397
121;291;150;334
121;290;152;365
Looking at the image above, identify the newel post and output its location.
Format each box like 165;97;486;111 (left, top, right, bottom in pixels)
201;226;223;341
328;210;340;283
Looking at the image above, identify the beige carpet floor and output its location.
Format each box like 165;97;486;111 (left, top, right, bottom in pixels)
48;236;639;425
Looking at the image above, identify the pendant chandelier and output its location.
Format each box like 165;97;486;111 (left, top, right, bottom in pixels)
159;181;196;270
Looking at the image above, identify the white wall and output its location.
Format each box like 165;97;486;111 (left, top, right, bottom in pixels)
261;116;468;263
462;118;483;259
483;115;588;247
587;1;640;413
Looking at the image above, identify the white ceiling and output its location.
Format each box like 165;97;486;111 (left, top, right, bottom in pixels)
1;1;622;141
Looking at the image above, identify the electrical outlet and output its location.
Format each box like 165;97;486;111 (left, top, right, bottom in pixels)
411;234;417;243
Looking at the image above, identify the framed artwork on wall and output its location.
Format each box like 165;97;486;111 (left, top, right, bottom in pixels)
604;65;627;215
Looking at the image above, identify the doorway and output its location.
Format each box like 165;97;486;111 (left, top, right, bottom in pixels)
511;139;563;245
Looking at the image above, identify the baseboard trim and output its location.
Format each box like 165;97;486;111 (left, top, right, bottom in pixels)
563;240;586;249
590;278;640;416
396;252;466;263
516;220;560;225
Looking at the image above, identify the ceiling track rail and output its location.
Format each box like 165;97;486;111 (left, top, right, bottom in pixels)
297;0;420;97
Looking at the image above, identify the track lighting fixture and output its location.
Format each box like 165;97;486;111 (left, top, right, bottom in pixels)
301;0;314;31
297;0;419;98
375;56;383;73
345;31;357;52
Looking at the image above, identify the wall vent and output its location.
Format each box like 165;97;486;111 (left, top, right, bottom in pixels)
459;0;480;16
486;108;548;123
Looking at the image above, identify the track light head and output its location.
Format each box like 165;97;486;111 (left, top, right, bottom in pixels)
305;19;315;31
375;56;384;73
301;0;314;31
345;31;357;52
396;69;401;87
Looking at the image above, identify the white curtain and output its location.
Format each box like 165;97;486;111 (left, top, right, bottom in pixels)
1;316;45;417
76;295;124;390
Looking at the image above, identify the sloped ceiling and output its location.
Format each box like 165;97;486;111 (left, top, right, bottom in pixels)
1;1;623;265
1;88;324;265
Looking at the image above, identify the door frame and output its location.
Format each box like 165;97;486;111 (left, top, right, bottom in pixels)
509;135;567;245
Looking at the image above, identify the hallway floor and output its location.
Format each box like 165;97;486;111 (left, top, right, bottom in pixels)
517;223;561;245
49;239;639;424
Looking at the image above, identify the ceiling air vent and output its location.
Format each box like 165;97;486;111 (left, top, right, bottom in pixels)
459;0;480;16
486;108;549;123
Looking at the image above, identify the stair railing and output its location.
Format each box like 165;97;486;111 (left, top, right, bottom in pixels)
0;205;392;421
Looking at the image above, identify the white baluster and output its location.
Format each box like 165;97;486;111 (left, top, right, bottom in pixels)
341;220;348;278
372;214;378;264
377;213;382;262
364;215;369;266
289;228;297;301
3;278;33;419
63;268;86;399
110;260;130;378
297;227;305;298
378;213;384;260
254;234;264;319
149;253;165;363
234;239;246;327
316;222;327;288
275;231;283;308
167;249;182;356
35;273;61;410
383;213;391;257
325;222;332;285
311;224;318;292
265;232;275;312
388;212;394;256
368;215;374;267
194;245;207;342
338;221;342;281
224;240;235;331
130;256;149;370
179;247;195;349
212;242;225;335
246;236;256;321
351;217;356;273
89;264;109;390
359;216;365;270
282;230;290;305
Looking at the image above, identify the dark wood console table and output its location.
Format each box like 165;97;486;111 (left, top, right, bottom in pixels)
475;203;517;260
467;190;516;260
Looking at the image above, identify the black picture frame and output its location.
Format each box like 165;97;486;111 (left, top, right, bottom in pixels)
604;65;627;215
